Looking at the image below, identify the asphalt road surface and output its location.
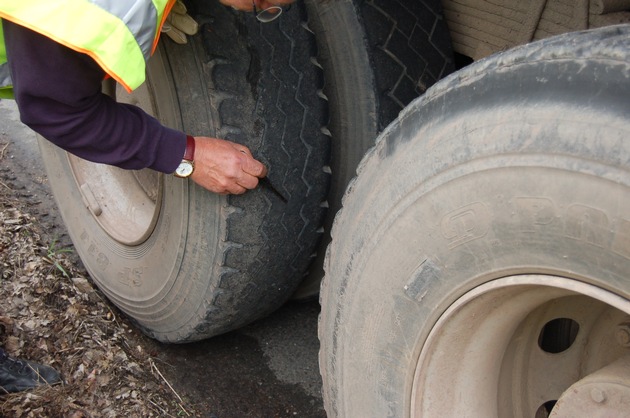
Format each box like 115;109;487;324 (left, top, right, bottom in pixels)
0;99;326;418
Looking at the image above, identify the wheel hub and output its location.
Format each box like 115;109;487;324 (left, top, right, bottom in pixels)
550;355;630;417
70;75;167;246
411;275;630;418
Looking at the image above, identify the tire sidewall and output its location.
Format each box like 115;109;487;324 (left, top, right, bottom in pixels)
326;120;630;417
38;137;225;334
321;26;630;417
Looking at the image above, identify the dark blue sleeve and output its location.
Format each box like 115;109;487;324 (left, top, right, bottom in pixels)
2;19;186;173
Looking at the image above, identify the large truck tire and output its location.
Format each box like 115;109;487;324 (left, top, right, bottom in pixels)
38;1;329;343
354;0;456;129
320;25;630;417
293;0;455;298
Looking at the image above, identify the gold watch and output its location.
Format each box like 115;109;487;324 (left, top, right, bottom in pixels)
174;135;195;178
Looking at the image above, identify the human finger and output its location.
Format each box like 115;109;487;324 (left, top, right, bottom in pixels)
242;157;267;178
259;0;295;7
219;0;254;11
237;146;253;158
227;183;248;195
237;172;261;190
238;149;267;177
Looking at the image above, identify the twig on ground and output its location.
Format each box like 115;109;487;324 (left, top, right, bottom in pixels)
149;359;190;417
148;399;175;417
0;142;9;160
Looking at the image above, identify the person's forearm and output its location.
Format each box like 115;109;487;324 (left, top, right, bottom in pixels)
2;19;186;173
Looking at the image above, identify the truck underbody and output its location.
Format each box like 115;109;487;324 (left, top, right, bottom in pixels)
445;0;630;60
37;0;630;416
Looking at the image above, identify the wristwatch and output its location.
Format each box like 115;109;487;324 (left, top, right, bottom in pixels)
174;135;195;178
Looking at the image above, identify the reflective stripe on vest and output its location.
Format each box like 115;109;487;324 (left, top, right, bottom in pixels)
0;0;175;92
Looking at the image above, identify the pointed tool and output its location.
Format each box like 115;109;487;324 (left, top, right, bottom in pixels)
259;176;287;203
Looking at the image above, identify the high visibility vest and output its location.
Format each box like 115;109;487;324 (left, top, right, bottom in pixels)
0;24;9;99
0;0;175;99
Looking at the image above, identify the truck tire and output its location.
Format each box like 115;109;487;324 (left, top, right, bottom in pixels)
38;0;329;342
320;25;630;417
355;0;456;129
293;0;455;298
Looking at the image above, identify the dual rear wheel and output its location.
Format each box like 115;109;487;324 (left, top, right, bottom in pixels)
38;0;453;341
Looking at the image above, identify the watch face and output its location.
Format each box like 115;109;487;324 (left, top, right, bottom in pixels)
175;160;194;178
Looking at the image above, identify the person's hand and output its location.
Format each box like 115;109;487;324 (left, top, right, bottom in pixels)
190;137;268;194
161;0;199;44
219;0;295;12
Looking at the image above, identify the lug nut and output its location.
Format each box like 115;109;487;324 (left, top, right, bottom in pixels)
615;323;630;347
590;387;606;404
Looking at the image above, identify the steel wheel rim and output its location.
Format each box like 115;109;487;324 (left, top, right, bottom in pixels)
68;48;178;246
412;275;630;417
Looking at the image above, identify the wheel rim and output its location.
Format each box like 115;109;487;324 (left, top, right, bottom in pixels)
412;275;630;417
68;48;178;246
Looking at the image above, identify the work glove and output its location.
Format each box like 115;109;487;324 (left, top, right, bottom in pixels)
161;0;199;44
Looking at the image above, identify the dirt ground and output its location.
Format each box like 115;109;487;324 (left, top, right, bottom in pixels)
0;140;200;416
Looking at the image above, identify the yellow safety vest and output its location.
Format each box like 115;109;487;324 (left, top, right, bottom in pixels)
0;0;175;99
0;25;9;99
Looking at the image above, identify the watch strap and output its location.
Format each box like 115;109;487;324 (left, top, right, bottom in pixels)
183;135;195;161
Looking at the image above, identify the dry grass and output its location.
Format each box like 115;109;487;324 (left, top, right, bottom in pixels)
0;141;197;417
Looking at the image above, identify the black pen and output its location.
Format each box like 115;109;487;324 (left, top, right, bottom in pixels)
259;176;287;203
